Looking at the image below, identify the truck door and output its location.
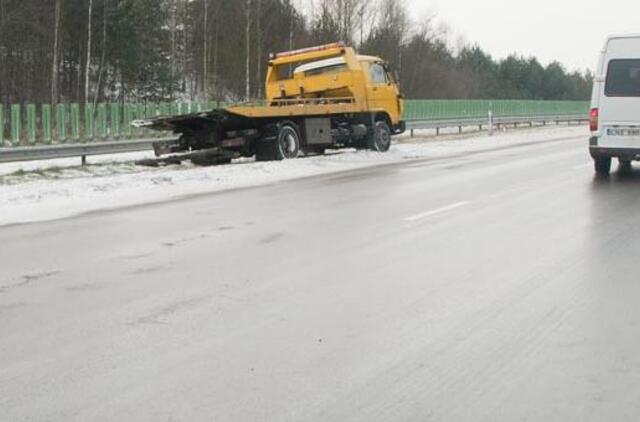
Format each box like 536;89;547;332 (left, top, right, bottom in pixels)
366;62;401;124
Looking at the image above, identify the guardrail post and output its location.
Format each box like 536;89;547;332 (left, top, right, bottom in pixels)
42;105;52;144
11;104;20;145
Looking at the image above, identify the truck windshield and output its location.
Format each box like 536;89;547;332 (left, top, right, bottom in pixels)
605;59;640;97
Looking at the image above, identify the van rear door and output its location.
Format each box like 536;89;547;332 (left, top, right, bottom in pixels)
598;37;640;148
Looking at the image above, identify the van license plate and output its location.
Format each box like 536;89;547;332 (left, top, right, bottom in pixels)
607;128;640;137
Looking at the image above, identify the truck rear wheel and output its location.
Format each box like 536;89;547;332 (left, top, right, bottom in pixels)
256;122;301;161
368;121;392;152
276;124;301;159
594;157;612;175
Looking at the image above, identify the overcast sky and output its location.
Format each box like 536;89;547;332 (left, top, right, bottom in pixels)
407;0;640;72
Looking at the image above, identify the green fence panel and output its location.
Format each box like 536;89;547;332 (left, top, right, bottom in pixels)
84;104;95;141
42;105;52;144
1;100;589;146
96;103;107;139
26;104;36;144
56;104;67;143
158;103;171;116
159;102;171;117
109;103;121;139
135;104;145;137
123;104;134;138
70;104;81;142
126;104;136;137
147;102;157;118
403;100;589;121
11;104;21;145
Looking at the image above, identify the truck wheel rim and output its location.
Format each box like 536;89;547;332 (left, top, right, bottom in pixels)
285;134;296;153
278;127;299;158
378;127;391;149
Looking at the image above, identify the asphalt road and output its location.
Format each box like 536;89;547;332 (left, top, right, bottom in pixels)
2;132;640;421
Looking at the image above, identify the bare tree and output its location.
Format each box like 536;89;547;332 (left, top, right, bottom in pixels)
203;0;208;100
212;0;220;102
94;0;108;107
170;0;178;95
85;0;93;103
51;0;62;105
255;0;262;98
245;0;252;100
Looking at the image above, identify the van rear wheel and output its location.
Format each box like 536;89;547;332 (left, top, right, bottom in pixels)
594;157;612;175
619;159;632;174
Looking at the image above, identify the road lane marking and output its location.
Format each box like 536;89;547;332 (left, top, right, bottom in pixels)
404;201;471;222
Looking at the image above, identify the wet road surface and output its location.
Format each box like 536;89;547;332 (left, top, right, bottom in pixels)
2;133;640;421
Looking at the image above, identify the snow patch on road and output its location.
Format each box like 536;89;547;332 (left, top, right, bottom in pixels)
0;126;587;226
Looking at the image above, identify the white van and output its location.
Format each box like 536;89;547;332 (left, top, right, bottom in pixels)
590;34;640;174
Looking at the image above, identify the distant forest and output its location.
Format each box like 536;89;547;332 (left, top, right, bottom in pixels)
0;0;594;105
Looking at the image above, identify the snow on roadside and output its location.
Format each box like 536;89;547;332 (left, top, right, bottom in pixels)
0;126;587;226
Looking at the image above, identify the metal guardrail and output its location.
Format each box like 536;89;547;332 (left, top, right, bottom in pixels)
406;113;588;135
0;138;176;164
0;113;587;165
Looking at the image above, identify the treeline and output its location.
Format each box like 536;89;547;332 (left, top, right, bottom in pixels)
0;0;593;105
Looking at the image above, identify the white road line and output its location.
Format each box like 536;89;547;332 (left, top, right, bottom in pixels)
404;201;471;222
573;163;592;170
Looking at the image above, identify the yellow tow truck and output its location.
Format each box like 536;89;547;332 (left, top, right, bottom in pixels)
136;42;405;164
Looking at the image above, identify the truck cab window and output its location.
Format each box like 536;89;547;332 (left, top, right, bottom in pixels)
369;63;389;85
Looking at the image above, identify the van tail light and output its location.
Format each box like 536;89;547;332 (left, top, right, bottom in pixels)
590;108;599;131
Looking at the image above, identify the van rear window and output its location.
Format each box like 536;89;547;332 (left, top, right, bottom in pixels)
605;59;640;97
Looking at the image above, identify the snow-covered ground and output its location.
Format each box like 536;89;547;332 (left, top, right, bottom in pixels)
0;125;588;226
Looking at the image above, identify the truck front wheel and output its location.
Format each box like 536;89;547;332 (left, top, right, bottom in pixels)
368;121;392;152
